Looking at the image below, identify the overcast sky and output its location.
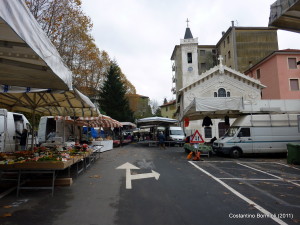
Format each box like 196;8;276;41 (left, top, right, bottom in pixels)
82;0;300;105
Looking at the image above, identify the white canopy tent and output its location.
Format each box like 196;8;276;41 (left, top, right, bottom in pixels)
0;87;100;149
181;98;300;121
137;117;179;127
0;0;72;90
181;97;244;121
0;87;99;117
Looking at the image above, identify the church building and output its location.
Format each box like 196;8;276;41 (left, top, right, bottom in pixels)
171;22;266;140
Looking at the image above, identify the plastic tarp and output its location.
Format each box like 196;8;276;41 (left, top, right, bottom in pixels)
0;0;72;90
83;127;99;138
182;97;243;120
182;97;300;121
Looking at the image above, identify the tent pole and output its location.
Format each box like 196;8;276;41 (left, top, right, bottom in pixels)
31;108;36;151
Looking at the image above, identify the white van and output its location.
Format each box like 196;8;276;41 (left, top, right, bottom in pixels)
0;109;32;152
213;114;300;158
166;126;185;144
38;116;81;144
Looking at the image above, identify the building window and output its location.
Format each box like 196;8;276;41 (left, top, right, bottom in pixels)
218;88;226;97
256;69;261;79
204;127;212;138
288;58;297;69
187;53;192;63
166;106;168;112
218;122;229;138
201;63;206;70
227;36;230;44
223;41;225;48
290;79;300;91
215;88;230;97
200;50;205;56
228;51;231;59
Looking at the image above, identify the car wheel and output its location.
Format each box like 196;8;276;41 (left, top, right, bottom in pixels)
230;148;242;159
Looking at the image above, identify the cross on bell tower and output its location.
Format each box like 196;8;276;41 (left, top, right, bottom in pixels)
186;18;190;28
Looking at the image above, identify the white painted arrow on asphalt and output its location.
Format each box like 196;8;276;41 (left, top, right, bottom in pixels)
116;162;160;189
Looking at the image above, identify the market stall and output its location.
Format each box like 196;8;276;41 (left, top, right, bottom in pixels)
44;115;123;152
0;144;98;196
73;115;122;152
0;0;106;197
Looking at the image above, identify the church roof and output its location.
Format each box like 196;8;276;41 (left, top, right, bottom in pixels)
179;63;266;93
184;27;193;39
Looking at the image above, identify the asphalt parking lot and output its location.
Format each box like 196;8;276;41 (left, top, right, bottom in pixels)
189;158;300;225
0;146;299;225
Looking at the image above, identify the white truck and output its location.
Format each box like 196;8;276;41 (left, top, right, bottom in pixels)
38;116;81;145
213;114;300;158
0;109;32;152
166;126;186;145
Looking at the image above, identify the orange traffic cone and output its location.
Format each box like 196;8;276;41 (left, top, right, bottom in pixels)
193;151;201;161
187;151;193;159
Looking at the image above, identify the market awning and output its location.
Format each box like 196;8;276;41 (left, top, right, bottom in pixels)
54;115;123;128
269;0;300;33
0;0;72;90
137;117;179;127
120;122;137;128
0;87;99;117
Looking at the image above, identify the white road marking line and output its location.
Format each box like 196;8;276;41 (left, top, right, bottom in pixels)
275;162;300;171
189;161;288;225
218;178;279;181
199;161;280;163
238;163;300;188
237;163;282;179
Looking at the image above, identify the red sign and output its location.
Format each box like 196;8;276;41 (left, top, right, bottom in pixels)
184;118;189;127
190;130;205;143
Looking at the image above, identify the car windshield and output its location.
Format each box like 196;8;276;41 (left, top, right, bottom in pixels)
170;130;184;135
224;127;239;137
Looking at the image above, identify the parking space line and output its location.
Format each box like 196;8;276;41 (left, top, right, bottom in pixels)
237;163;282;179
189;161;288;225
275;162;300;171
238;163;300;188
218;178;279;181
200;161;280;163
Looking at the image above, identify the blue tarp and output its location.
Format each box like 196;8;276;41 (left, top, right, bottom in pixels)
83;127;99;138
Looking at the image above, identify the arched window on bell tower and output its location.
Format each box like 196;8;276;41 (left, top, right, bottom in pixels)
187;52;192;63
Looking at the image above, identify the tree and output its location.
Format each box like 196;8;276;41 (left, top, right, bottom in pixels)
154;107;162;117
97;62;134;122
25;0;136;97
149;99;159;115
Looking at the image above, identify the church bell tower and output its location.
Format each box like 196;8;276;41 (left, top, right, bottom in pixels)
180;19;199;87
